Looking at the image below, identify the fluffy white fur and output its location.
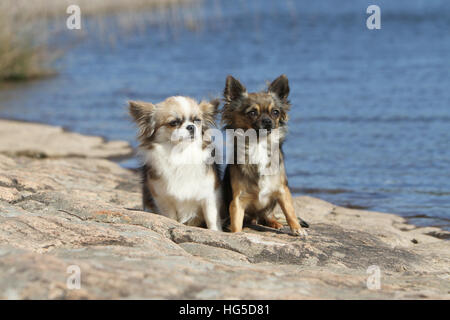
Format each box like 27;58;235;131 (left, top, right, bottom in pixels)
135;96;223;231
142;142;222;230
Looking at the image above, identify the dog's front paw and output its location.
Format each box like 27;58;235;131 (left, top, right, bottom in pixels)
291;227;308;237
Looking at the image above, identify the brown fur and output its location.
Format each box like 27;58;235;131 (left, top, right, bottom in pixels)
222;75;308;236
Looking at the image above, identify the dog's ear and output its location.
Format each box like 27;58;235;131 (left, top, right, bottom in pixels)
224;76;247;102
199;99;220;127
268;74;290;102
128;100;156;137
129;101;154;122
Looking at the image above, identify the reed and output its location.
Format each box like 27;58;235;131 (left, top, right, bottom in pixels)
0;0;197;81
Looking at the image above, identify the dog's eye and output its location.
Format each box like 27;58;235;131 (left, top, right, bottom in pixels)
169;120;180;127
193;117;201;123
272;110;280;117
247;110;257;117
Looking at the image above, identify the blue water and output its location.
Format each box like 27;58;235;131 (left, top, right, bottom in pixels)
0;0;449;230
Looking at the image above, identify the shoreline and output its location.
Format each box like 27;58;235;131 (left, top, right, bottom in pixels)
0;117;133;160
1;117;447;235
1;0;199;82
0;117;449;299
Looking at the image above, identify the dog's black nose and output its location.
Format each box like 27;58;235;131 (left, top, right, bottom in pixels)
262;118;272;128
186;125;195;133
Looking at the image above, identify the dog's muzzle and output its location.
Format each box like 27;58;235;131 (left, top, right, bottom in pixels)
186;124;195;137
261;117;273;131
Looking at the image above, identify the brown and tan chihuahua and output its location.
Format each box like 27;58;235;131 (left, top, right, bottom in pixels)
221;75;309;236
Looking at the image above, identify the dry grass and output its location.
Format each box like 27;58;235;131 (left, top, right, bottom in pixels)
0;0;198;82
17;0;196;17
0;2;49;81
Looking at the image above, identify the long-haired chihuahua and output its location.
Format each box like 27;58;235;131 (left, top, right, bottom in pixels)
221;75;309;236
129;96;224;231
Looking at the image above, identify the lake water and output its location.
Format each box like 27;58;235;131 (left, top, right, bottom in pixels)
0;0;449;230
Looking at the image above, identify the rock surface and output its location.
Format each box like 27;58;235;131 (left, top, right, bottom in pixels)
0;119;132;159
0;120;449;299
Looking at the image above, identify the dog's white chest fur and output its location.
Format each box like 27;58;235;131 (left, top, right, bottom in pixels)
143;141;220;228
248;139;270;170
248;140;282;207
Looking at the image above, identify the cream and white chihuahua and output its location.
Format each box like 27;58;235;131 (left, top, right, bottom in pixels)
129;96;224;231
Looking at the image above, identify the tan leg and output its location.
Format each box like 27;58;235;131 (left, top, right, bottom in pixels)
229;196;245;233
277;185;307;237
